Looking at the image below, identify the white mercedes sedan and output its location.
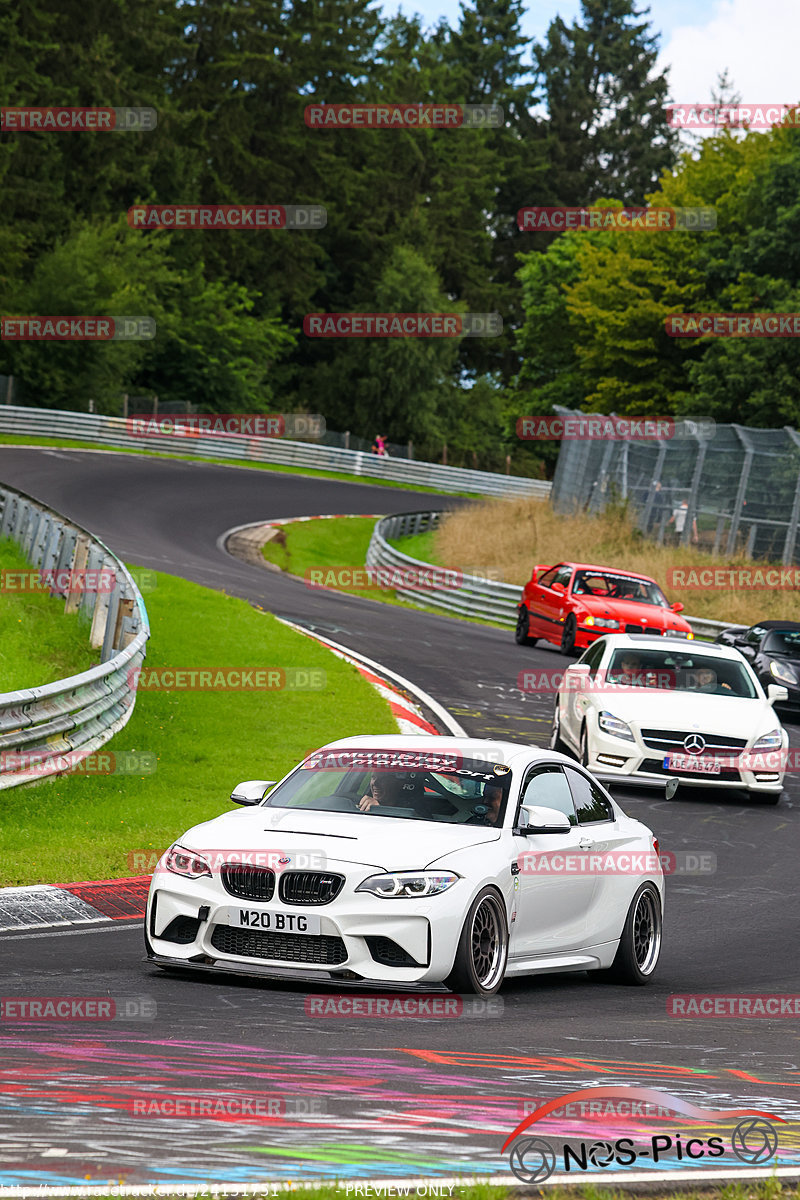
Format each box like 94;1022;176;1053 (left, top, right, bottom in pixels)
144;735;664;995
550;634;788;802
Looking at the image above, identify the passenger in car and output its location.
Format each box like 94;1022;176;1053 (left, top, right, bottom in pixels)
465;782;504;826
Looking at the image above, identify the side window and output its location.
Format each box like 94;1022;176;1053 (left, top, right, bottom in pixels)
555;566;573;589
519;766;577;826
538;567;558;588
579;640;605;677
564;767;614;824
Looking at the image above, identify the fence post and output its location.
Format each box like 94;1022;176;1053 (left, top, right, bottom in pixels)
682;433;708;547
782;428;800;565
725;427;754;555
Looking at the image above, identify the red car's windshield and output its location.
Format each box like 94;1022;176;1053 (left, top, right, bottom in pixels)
572;570;669;608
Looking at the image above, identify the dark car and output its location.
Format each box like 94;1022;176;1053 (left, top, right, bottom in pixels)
715;620;800;719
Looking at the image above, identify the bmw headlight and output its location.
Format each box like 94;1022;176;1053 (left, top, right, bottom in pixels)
598;711;635;742
770;660;798;685
165;844;212;879
584;616;620;629
356;871;459;898
752;729;782;751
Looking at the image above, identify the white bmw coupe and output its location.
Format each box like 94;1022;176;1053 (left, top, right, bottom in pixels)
145;735;664;995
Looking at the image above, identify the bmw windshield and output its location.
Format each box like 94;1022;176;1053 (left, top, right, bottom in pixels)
263;749;512;826
573;571;668;607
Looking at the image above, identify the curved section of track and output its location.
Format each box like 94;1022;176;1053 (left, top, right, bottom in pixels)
1;447;798;1189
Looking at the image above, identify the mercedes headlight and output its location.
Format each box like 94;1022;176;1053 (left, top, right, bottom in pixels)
752;729;782;752
598;711;635;742
165;844;212;879
770;660;798;686
356;871;459;898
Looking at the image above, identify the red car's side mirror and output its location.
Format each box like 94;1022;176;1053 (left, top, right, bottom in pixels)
552;582;566;594
670;601;684;613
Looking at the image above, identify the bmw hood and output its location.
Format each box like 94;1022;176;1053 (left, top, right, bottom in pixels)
580;597;690;634
174;806;500;871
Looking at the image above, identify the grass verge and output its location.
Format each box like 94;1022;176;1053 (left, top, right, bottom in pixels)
260;517;506;628
0;565;398;886
0;536;97;691
429;497;800;628
0;434;466;497
61;1180;799;1200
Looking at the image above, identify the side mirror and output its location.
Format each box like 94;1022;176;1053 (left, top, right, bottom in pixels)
552;582;566;594
740;644;756;658
515;805;572;835
566;663;591;676
767;684;789;704
670;601;685;613
230;780;276;805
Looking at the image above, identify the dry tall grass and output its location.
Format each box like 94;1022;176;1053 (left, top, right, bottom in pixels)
434;498;800;626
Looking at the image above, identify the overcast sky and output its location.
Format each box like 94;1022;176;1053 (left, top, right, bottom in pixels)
387;0;800;109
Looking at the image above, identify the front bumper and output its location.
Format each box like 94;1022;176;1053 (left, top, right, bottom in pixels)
145;868;473;985
586;725;786;793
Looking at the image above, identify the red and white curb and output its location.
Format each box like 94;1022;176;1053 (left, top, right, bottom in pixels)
0;876;150;933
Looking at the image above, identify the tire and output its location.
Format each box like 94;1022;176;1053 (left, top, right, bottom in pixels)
549;705;566;752
515;606;537;646
602;883;662;985
446;888;509;996
579;723;590;767
560;614;577;655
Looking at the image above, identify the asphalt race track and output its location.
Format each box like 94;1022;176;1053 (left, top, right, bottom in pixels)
1;447;799;1188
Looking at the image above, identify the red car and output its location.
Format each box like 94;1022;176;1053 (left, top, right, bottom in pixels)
515;561;693;654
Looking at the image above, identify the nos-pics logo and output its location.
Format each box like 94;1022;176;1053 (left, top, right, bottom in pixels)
504;1087;782;1183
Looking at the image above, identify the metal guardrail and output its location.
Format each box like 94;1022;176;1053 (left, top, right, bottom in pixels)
0;406;552;500
367;511;740;640
0;485;150;789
